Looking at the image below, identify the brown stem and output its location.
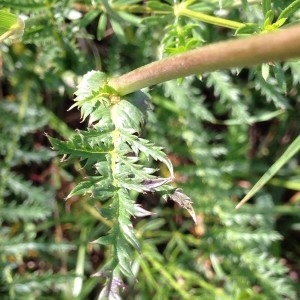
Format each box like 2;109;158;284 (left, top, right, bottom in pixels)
108;25;300;95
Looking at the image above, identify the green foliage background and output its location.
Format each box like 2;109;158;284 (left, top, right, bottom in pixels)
0;0;300;299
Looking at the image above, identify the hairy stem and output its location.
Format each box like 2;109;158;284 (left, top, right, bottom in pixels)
108;24;300;96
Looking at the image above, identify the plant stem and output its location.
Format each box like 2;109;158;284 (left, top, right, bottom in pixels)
178;7;244;29
73;226;88;297
108;24;300;96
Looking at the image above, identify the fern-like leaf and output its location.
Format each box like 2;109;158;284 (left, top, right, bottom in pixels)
48;71;195;297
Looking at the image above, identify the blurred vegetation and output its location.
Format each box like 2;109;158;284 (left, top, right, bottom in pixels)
0;0;300;299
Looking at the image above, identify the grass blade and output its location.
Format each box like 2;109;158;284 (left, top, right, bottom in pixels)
236;135;300;209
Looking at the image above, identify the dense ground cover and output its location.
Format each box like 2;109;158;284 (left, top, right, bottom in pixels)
0;1;300;299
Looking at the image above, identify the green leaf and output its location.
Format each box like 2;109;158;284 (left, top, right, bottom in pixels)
111;99;146;133
74;71;108;99
118;155;156;180
66;180;95;198
117;11;142;26
93;233;115;246
236;135;300;208
66;175;115;200
114;0;141;5
72;71;110;121
147;1;173;12
0;10;24;43
98;195;120;219
272;63;287;93
273;17;287;28
92;178;116;200
115;238;134;277
263;10;274;27
119;128;174;177
235;23;260;35
97;13;108;40
110;17;127;43
261;63;270;81
255;75;290;109
6;174;54;207
47;134;111;165
120;222;140;251
278;0;300;20
78;10;100;28
262;0;271;15
220;109;285;125
165;188;197;223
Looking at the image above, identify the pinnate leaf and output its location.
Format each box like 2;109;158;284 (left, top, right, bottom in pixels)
48;65;195;297
119;128;174;177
